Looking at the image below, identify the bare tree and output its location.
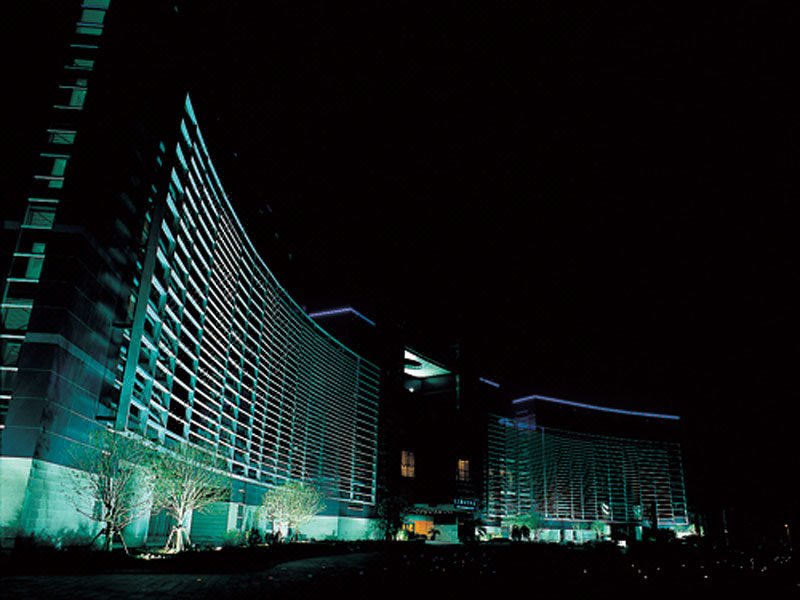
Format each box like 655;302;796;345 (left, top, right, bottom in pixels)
260;481;325;540
67;428;155;553
151;443;230;552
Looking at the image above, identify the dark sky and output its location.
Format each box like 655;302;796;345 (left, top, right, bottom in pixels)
9;1;798;535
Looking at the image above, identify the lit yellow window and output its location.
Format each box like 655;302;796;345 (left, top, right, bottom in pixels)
457;458;470;482
401;450;415;478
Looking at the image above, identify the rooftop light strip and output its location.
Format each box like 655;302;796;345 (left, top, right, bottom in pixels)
510;394;680;421
307;306;377;327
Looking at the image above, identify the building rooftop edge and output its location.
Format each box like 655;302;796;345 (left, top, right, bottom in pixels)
511;394;680;421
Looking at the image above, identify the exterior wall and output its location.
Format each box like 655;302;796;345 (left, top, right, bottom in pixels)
0;0;161;548
298;515;340;541
15;460;94;538
1;457;131;547
1;1;121;444
186;504;226;546
0;457;159;548
487;414;689;533
112;96;380;514
1;0;116;450
298;515;374;541
436;524;459;543
0;457;35;542
538;529;561;543
337;517;373;540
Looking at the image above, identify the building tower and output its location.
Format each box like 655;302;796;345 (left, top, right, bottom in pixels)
1;1;380;546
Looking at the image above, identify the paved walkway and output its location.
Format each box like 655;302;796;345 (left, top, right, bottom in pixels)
4;552;389;599
8;545;794;598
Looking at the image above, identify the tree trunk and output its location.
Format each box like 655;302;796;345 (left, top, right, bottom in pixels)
175;526;184;553
165;525;184;553
166;509;189;553
119;530;130;555
164;527;175;553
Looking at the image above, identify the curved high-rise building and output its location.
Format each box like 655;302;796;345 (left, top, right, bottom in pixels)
0;0;379;545
486;395;689;541
116;94;380;510
2;0;692;548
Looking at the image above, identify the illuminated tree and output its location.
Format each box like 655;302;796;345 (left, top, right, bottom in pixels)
67;428;155;553
151;444;230;553
590;520;607;541
260;481;325;540
375;496;409;541
508;511;544;541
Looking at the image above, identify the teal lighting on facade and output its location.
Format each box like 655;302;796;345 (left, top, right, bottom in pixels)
115;94;380;507
487;414;689;532
1;0;690;547
0;0;111;431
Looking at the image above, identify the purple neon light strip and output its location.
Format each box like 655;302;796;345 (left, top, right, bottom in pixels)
511;394;680;421
479;377;501;388
307;306;376;327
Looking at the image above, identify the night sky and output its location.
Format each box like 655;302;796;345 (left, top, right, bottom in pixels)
8;2;798;539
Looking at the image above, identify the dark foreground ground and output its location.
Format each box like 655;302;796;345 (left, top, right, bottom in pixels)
2;541;797;599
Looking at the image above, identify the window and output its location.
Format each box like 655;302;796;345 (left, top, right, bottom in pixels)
401;450;415;479
76;14;103;36
23;206;56;229
0;367;18;391
55;85;88;110
66;57;94;71
24;256;44;280
80;9;106;24
50;157;68;176
9;254;44;281
69;88;87;108
1;305;32;331
48;129;76;145
457;458;470;482
1;341;22;365
39;155;69;188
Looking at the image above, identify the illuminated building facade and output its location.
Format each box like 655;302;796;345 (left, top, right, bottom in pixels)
117;95;380;529
1;0;690;548
382;347;502;542
1;1;378;545
486;396;689;541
